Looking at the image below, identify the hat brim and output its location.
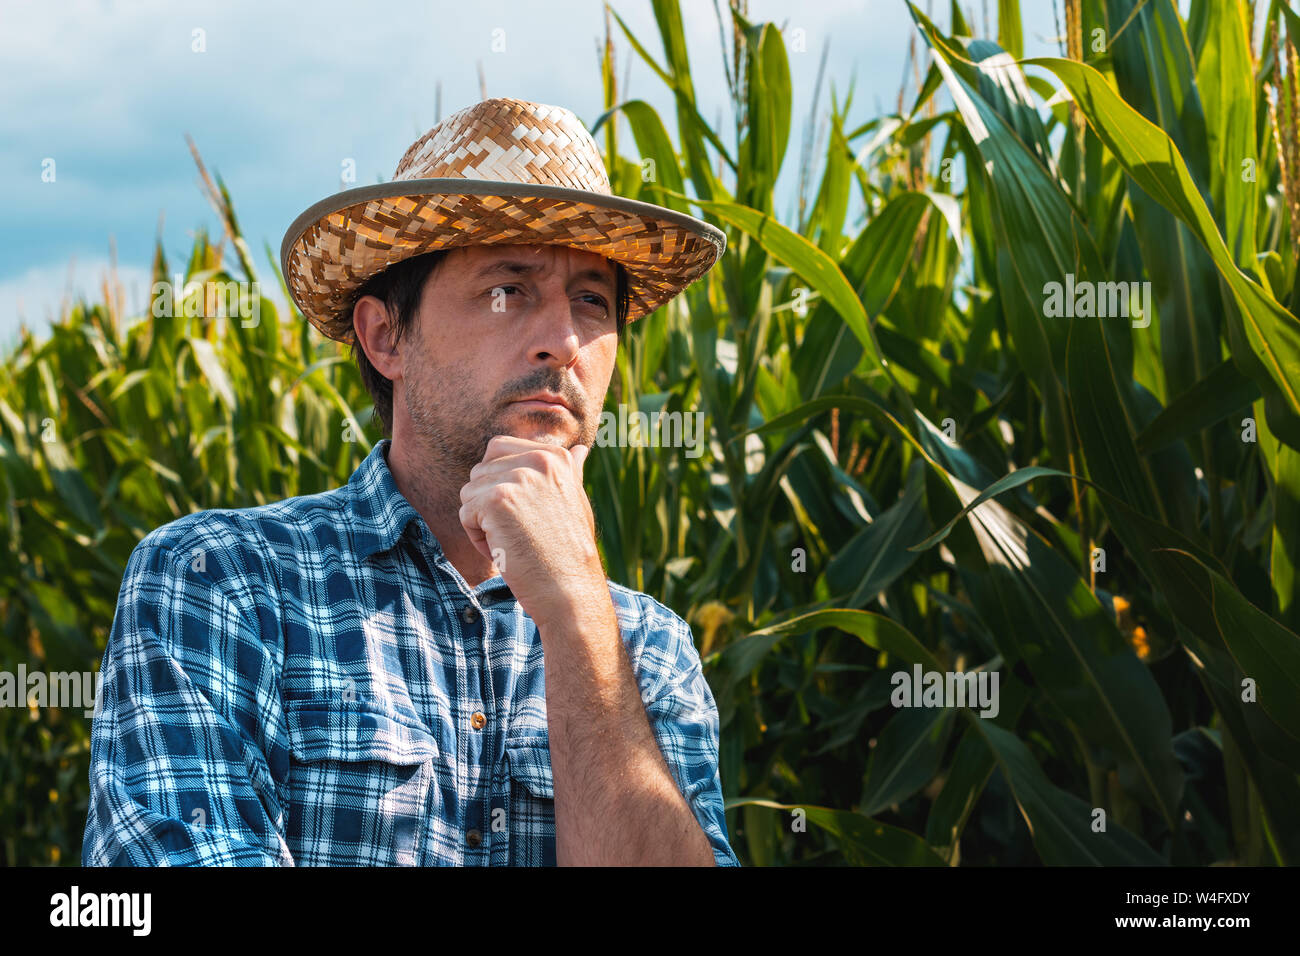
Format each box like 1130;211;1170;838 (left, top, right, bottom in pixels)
279;178;726;342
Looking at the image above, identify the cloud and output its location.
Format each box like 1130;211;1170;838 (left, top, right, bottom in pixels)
0;259;152;355
1;0;1064;339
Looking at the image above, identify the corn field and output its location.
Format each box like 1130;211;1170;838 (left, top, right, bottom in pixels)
3;0;1300;866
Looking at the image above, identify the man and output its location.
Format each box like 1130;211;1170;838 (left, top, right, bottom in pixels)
83;97;739;866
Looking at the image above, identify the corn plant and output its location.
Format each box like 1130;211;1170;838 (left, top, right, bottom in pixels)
585;0;1300;865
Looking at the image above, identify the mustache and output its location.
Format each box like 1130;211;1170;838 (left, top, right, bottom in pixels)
496;371;586;417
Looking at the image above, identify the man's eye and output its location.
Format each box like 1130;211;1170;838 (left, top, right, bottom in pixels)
580;294;609;311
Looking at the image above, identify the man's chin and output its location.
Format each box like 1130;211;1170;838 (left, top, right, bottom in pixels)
493;410;581;446
493;405;582;442
518;428;570;446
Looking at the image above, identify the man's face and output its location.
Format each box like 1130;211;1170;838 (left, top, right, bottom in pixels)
378;242;619;480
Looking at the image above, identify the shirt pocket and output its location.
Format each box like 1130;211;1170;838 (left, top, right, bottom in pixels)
505;736;553;798
504;736;556;865
285;699;440;865
286;699;439;763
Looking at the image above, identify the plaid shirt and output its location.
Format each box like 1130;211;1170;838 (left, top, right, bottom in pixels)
83;438;739;866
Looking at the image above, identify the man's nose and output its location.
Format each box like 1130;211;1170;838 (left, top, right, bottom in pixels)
527;288;582;368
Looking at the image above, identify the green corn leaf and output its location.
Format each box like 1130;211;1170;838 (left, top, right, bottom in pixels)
860;704;957;818
673;193;889;383
1133;357;1261;455
971;722;1167;864
1024;54;1300;450
725;799;948;866
826;457;929;606
1196;0;1258;268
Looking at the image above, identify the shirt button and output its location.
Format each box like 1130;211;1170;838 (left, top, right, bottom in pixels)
470;711;487;730
461;605;479;624
466;828;483;848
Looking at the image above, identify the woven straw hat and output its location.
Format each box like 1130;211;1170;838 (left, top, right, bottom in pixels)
280;97;726;343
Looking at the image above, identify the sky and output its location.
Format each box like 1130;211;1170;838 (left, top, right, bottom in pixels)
0;0;1072;354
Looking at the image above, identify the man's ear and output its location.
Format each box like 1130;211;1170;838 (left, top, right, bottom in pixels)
353;295;401;381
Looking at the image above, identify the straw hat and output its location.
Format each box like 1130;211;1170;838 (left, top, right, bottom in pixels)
279;97;726;343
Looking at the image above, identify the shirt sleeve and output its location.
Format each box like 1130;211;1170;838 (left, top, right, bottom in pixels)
640;610;742;867
82;532;293;866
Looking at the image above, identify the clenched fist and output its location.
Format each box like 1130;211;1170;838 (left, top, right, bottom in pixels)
458;435;605;627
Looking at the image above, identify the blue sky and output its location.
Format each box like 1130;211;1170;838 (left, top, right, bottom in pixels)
0;0;1071;354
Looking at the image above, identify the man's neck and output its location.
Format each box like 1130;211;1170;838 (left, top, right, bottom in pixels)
384;437;497;587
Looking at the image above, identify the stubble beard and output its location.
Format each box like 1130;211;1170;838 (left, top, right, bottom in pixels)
400;352;599;517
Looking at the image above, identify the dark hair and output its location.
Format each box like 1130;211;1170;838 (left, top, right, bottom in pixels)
343;249;630;438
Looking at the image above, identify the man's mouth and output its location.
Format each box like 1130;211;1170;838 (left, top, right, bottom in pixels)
509;393;574;414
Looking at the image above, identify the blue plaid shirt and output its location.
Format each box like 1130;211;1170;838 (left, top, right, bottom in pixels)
83;438;739;866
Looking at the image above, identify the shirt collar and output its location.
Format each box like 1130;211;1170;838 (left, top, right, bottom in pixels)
346;438;514;600
347;438;427;560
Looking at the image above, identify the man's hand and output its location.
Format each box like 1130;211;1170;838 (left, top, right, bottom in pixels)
458;435;602;625
458;433;716;864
